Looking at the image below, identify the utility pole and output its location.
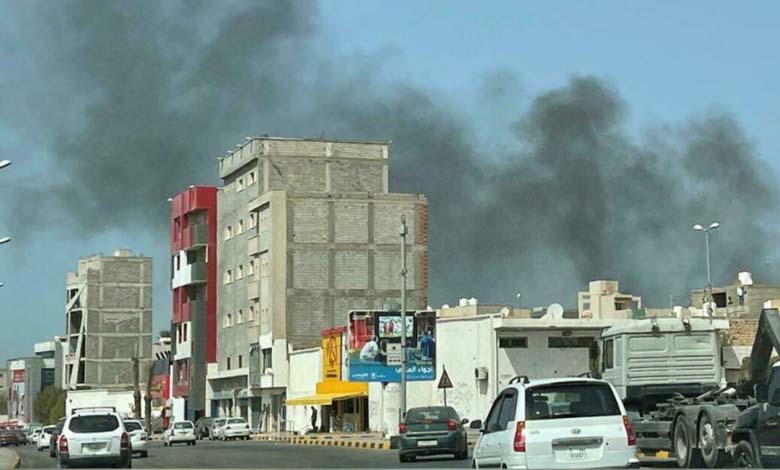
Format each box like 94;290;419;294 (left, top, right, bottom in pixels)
144;361;153;432
694;222;720;324
399;215;408;422
132;356;141;419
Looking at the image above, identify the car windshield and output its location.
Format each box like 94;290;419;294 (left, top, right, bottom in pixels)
174;422;194;429
228;418;245;425
214;419;226;425
69;415;120;433
43;427;54;433
124;421;143;432
525;382;621;420
405;408;452;423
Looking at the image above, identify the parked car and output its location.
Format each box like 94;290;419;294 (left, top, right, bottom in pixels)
57;407;131;468
194;417;214;440
399;406;469;462
27;428;41;444
13;430;28;446
0;430;20;447
37;426;54;451
123;419;148;458
471;376;639;469
49;418;66;458
163;421;196;447
209;418;227;440
221;417;251;441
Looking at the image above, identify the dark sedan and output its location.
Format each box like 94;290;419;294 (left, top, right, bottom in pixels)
49;418;66;458
398;406;469;463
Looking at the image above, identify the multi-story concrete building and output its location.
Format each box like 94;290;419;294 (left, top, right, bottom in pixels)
64;250;153;389
690;271;780;317
208;137;428;430
170;186;218;421
6;341;57;424
578;280;642;319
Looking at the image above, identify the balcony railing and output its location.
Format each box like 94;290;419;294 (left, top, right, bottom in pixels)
184;223;209;249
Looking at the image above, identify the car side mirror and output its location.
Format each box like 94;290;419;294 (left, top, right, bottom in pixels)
461;418;469;425
770;388;780;407
470;419;482;430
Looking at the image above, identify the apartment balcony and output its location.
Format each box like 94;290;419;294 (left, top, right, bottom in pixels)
180;300;206;322
248;281;260;300
171;261;208;289
247;232;269;256
183;223;209;249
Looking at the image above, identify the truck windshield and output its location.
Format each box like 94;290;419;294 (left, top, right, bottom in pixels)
526;382;621;420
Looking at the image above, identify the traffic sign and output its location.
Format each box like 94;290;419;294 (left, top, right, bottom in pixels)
438;368;453;389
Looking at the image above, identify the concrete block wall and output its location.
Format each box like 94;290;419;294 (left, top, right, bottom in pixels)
285;193;428;349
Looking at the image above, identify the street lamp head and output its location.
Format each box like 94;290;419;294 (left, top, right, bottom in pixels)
693;224;704;231
709;222;720;230
0;236;10;245
0;159;10;170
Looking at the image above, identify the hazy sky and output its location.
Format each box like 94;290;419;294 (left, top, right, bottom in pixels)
1;1;779;363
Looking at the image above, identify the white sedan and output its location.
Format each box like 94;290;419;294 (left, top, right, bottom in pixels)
37;426;54;451
123;419;148;457
220;418;251;440
163;421;196;447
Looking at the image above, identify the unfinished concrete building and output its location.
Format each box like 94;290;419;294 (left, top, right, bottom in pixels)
64;250;153;390
209;137;428;429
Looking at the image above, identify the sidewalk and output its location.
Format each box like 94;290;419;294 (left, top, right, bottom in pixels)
0;448;20;469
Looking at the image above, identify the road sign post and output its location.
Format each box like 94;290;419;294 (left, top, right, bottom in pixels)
438;366;453;406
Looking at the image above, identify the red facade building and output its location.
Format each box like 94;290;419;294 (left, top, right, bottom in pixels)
170;186;217;421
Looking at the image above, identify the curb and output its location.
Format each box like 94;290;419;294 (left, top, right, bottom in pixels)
252;435;391;450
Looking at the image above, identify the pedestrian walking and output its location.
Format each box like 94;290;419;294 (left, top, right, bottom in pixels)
310;406;318;433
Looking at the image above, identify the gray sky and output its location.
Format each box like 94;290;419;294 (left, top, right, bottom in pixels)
2;0;780;362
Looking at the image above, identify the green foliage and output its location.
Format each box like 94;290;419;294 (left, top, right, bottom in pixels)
0;390;7;414
34;386;66;424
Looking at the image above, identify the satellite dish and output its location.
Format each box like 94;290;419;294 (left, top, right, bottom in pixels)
545;303;564;319
499;307;510;317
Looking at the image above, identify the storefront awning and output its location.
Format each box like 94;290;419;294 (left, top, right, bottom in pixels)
285;391;366;406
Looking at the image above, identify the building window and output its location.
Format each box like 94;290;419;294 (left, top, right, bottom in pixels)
224;269;233;284
183;323;187;342
225;313;232;328
238;355;243;368
603;339;614;369
249;212;257;228
238;219;244;234
237;265;244;279
262;348;272;372
249;305;256;321
498;337;527;348
237;309;244;324
224;225;233;240
549;337;593;348
227;357;231;370
248;260;255;276
237;178;245;192
248;171;256;186
582;302;591;310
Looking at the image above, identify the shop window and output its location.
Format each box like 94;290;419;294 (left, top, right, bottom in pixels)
603;339;614;369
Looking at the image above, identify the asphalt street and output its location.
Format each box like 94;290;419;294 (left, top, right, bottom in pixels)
15;439;472;468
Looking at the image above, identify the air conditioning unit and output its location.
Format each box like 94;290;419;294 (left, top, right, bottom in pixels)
264;368;273;375
474;367;488;381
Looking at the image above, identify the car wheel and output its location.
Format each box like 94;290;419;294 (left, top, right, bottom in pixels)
163;442;168;447
733;441;756;468
399;454;408;463
674;418;704;468
699;412;727;468
193;441;196;446
142;451;148;458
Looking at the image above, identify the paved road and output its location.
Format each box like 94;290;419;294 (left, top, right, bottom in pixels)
16;439;471;468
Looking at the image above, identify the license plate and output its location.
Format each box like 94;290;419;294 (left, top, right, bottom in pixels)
82;443;106;453
417;440;437;447
568;449;588;460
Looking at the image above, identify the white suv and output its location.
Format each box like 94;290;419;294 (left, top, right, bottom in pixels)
57;407;131;468
472;377;638;469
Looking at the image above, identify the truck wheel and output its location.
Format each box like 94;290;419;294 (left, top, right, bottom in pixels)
699;413;727;468
674;418;704;468
733;441;757;468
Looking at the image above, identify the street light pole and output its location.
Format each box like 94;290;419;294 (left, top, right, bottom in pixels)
399;215;408;422
694;222;720;322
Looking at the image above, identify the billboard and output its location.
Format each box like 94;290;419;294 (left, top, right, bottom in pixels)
348;310;436;382
10;369;25;420
321;330;342;381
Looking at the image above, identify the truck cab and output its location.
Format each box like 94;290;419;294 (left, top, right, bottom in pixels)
601;318;725;412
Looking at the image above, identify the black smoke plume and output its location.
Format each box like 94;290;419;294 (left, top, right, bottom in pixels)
1;1;777;308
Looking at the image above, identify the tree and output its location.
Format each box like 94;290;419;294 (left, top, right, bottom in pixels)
33;386;66;424
158;329;171;339
0;390;7;414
